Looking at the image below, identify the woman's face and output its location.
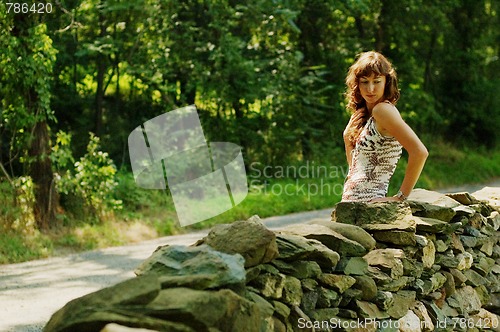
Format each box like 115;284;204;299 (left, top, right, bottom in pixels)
358;73;386;107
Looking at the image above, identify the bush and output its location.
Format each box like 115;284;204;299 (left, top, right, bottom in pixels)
52;131;122;221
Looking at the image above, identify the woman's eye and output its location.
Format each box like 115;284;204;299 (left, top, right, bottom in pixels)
374;80;381;84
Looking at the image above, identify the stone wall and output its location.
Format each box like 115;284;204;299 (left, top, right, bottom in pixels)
44;188;500;332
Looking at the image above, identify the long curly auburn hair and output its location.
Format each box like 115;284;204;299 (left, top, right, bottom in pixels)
344;51;400;144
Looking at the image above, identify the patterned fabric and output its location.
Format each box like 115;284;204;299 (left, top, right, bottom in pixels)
342;116;402;202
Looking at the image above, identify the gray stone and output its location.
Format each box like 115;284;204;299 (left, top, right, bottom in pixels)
356;300;390;319
460;235;479;248
487;211;500;230
372;230;417;246
397;310;422;332
301;278;318;292
409;198;457;223
316;287;341;308
374;291;394;311
45;274;165;332
197;215;278;267
449;268;468;286
281;276;303;306
480;223;497;236
340;288;363;307
245;291;275;331
318;273;356;294
306;240;342;270
421;239;436;269
411;301;434;332
434;239;448;252
100;323;169;332
486;293;500;316
414;273;447;295
367;266;393;284
146;287;263;332
409;189;462;208
279;223;367;257
309;219;377;251
364;249;405;279
480;238;496;256
448;285;482;315
309;308;341;323
453;204;477;218
246;291;274;317
337;308;358;319
378;276;413;292
414;216;452;233
486;273;500;293
463;269;488;287
493;245;500;258
441;271;456;297
464;225;484;237
445;192;480;205
272;300;291;320
272;317;286;332
272;259;322;280
249;272;286;299
450;233;465;252
475;256;496;275
300;290;319;313
440;301;460;318
135;245;246;290
472;187;500;212
274;233;316;260
245;263;279;283
335;257;368;275
387;291;416;319
415;235;429;247
353;275;378;301
333;201;414;226
475;285;491;306
402;258;423;278
275;234;341;269
435;252;473;270
470;309;500;331
362;221;416;232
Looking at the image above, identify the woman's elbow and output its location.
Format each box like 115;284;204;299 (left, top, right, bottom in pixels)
408;143;428;160
415;144;429;160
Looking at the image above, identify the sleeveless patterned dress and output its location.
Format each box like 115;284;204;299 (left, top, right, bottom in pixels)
342;116;402;202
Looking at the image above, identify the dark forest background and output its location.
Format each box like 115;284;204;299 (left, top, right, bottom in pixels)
1;0;499;231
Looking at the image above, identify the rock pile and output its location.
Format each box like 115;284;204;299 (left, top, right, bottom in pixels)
44;188;500;332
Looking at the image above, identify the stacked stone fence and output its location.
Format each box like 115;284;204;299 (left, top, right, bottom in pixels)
44;187;500;332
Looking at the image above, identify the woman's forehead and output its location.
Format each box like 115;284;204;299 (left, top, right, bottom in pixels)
360;73;385;79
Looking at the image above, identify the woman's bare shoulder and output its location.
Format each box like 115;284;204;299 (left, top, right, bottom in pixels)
372;101;400;119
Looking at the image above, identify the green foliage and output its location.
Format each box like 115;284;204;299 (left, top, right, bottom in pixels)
53;132;122;220
0;12;57;160
0;179;36;234
0;232;52;264
1;0;499;235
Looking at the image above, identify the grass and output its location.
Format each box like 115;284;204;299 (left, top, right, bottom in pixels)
1;141;499;264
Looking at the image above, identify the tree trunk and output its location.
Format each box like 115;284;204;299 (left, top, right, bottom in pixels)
375;0;388;53
95;11;107;137
28;120;58;230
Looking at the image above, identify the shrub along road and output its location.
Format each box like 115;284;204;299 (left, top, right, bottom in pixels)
0;181;498;332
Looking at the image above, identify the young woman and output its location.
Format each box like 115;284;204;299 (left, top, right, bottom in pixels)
342;51;428;202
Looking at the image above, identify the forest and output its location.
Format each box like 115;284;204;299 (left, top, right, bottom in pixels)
0;0;499;242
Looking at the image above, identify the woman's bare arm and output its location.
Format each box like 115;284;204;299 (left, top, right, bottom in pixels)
372;102;428;200
343;112;363;168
